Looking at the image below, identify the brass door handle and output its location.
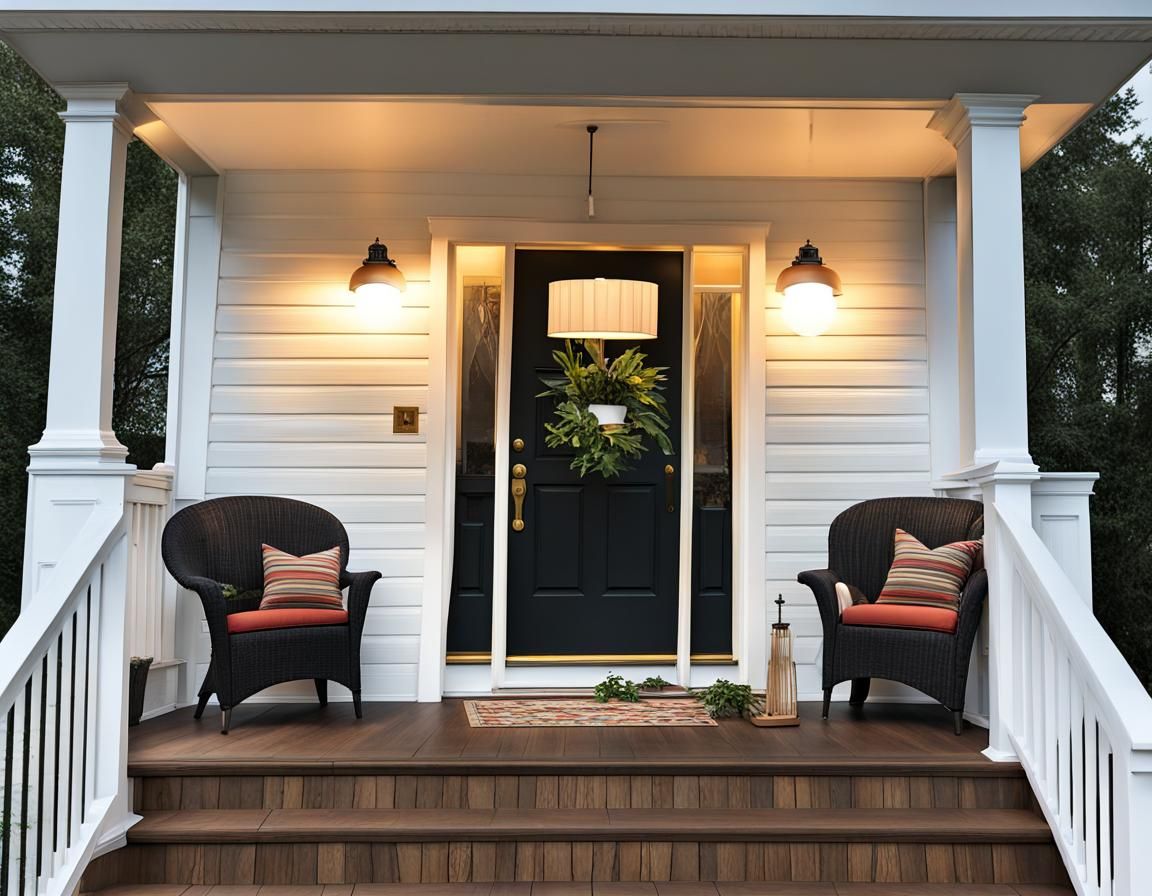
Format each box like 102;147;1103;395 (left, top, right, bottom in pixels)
665;464;676;513
511;463;527;532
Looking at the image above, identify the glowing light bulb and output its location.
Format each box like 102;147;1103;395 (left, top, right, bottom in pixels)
781;282;837;337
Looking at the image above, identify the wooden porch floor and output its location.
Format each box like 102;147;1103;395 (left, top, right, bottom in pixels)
128;700;1001;775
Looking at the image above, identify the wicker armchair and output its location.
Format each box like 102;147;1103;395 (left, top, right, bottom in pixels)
797;497;987;735
162;495;381;733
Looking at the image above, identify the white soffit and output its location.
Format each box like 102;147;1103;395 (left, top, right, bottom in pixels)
144;99;1091;177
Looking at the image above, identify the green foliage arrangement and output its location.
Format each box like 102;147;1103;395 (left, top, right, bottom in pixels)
639;675;673;690
593;673;640;703
693;679;763;719
539;341;673;477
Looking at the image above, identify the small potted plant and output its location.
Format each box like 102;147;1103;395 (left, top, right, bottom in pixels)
593;673;641;703
693;679;764;720
638;675;675;694
539;341;673;477
128;655;153;727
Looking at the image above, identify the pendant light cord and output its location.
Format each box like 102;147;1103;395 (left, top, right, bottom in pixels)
586;124;598;218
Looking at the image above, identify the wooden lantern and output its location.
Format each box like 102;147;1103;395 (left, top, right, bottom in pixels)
751;595;800;727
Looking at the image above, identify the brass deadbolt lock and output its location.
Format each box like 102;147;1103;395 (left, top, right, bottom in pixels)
512;438;525;453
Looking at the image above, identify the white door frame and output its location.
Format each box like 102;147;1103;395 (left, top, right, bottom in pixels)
425;218;768;699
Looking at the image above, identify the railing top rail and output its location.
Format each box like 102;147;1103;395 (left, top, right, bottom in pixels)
0;506;126;712
991;500;1152;751
127;465;175;504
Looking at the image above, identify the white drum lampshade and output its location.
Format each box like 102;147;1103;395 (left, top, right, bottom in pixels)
547;278;659;340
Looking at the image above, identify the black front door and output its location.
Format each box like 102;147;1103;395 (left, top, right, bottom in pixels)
506;250;683;659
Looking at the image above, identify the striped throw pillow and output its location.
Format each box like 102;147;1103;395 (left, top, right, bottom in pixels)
876;529;982;612
259;544;344;612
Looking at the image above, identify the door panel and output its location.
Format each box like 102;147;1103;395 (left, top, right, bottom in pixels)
506;250;683;658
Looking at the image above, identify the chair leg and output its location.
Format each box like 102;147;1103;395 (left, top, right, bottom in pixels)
953;710;964;736
353;690;363;719
193;667;214;719
314;679;328;706
822;688;832;720
220;708;231;735
849;678;871;707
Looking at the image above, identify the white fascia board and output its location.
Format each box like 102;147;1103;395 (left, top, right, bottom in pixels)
2;1;1152;16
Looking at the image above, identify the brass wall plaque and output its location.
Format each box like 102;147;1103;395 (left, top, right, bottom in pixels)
393;406;419;434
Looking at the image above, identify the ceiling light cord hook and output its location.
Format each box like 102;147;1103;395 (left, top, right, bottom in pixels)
586;124;598;218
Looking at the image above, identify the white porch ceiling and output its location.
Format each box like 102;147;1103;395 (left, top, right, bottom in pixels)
144;99;1090;177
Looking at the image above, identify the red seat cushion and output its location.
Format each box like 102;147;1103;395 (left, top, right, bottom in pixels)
840;602;958;635
227;608;349;635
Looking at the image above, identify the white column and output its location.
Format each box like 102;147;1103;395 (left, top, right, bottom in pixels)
929;94;1038;469
923;176;961;479
22;84;136;601
31;84;133;467
930;95;1041;761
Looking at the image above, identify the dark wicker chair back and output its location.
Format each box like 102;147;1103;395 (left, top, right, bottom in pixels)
162;495;350;592
827;496;985;601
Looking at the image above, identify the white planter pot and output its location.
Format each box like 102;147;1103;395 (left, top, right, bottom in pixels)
588;403;627;427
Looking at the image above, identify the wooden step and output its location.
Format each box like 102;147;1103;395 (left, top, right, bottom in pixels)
133;772;1035;813
83;883;1078;896
126;808;1054;844
81;807;1069;889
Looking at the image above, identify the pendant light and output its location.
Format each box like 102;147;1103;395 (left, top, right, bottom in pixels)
547;276;659;368
775;240;842;337
349;238;407;306
585;124;598;218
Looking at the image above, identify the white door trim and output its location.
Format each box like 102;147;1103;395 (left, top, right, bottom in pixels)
425;217;769;697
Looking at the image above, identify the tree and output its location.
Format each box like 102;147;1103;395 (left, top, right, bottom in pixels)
1023;86;1152;690
0;41;176;634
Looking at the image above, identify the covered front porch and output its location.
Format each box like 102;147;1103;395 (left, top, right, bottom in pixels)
3;6;1152;896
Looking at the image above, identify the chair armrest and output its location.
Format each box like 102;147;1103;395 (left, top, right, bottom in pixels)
797;568;844;638
181;575;231;629
955;567;988;654
342;569;382;643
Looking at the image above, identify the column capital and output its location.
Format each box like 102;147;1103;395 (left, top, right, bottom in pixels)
55;83;135;135
928;93;1039;147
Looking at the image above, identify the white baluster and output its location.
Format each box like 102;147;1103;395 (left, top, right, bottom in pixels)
6;680;28;896
37;635;59;892
1070;681;1085;871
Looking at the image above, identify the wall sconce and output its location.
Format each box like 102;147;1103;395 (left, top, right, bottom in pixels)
775;240;841;337
349;238;406;310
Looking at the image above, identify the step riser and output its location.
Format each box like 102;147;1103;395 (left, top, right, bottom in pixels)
133;774;1035;812
83;841;1071;888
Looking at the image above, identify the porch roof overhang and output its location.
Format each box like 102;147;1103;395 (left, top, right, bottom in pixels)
1;4;1150;178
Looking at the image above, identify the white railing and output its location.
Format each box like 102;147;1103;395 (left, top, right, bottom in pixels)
991;500;1152;896
125;467;174;662
0;508;134;896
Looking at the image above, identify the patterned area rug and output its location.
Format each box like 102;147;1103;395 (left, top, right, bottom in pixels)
464;698;717;728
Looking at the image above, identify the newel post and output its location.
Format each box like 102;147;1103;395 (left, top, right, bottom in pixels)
930;94;1040;760
23;84;137;601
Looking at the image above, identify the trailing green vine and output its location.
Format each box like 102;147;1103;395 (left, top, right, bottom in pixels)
538;341;673;478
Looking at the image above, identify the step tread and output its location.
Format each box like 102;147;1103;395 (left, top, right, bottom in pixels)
83;883;1077;896
128;758;1025;778
127;807;1053;844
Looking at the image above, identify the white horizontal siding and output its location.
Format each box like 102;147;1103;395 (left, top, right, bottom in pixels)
205;170;932;701
764;182;932;677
